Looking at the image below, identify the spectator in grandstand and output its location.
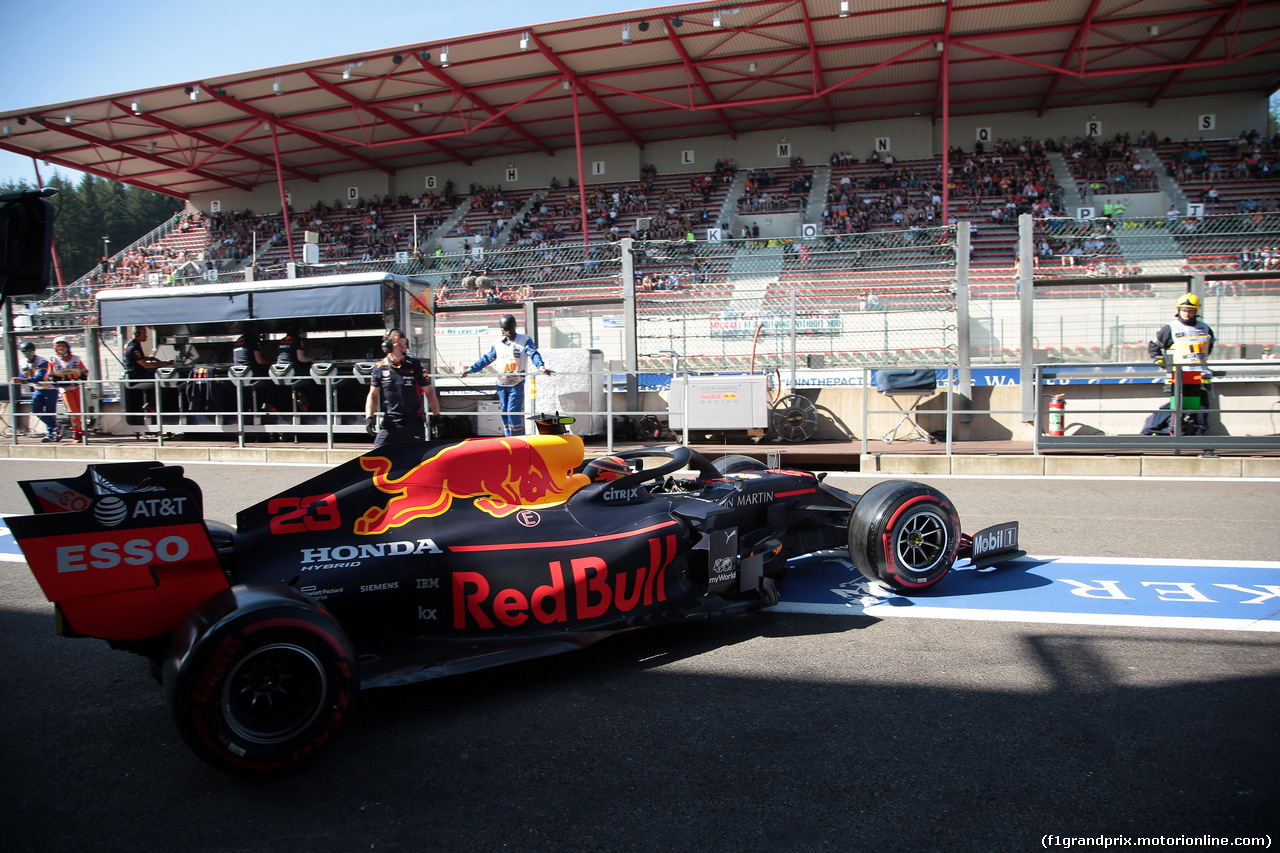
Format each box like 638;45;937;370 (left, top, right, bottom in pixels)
1147;293;1215;435
459;314;553;437
123;326;173;428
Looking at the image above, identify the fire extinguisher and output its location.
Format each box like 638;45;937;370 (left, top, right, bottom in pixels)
1047;394;1065;436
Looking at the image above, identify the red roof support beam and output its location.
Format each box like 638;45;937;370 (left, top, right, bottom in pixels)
798;0;836;130
31;159;65;292
1147;0;1250;108
28;115;253;192
528;32;645;149
111;102;320;184
1036;0;1104;116
664;18;738;140
305;71;473;166
0;139;185;198
270;123;296;265
416;63;555;157
570;84;589;249
204;85;394;175
940;38;950;222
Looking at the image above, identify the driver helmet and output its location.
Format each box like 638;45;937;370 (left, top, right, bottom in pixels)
499;314;517;335
53;335;71;354
584;455;630;482
1175;292;1201;319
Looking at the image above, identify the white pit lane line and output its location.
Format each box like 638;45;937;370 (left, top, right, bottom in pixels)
774;553;1280;633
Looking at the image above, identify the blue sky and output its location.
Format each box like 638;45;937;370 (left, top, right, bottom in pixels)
0;0;650;187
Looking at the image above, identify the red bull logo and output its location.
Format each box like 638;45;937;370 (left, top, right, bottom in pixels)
453;534;677;629
355;435;591;534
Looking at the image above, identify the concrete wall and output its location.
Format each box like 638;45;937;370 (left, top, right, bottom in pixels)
776;378;1280;443
934;93;1269;152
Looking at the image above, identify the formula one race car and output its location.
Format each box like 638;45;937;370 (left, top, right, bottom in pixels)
8;419;1021;772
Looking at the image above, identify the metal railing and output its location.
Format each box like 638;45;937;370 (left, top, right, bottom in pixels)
1032;362;1280;455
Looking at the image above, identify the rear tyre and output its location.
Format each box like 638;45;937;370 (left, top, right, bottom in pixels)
847;481;960;592
165;586;358;773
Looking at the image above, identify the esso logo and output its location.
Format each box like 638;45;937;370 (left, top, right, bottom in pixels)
56;536;191;573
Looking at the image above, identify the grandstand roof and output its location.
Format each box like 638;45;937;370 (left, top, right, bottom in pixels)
2;0;1277;200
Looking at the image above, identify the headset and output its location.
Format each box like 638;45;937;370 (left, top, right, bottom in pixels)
382;328;403;354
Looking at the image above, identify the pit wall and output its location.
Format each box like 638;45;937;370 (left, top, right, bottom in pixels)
636;376;1280;442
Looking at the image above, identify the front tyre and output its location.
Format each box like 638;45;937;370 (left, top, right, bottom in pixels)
713;454;767;475
847;481;960;592
165;585;358;773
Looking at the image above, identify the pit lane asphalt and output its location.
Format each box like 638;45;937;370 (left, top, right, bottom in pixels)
2;461;1277;852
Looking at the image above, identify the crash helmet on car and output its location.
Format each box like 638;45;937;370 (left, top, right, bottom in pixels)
1175;292;1201;318
53;335;71;354
584;455;631;482
499;314;517;335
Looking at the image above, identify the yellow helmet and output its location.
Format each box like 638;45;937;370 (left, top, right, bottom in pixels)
1176;293;1201;312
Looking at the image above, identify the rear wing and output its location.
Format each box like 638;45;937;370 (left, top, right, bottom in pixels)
6;463;229;641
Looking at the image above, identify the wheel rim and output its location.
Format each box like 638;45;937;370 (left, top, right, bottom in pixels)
895;507;949;575
771;395;817;442
222;643;328;744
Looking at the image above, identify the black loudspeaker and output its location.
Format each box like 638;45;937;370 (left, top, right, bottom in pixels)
0;189;56;300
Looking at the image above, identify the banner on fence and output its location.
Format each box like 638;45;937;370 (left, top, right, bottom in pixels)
709;315;842;338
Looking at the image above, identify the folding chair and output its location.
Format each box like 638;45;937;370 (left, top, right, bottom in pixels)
875;368;937;443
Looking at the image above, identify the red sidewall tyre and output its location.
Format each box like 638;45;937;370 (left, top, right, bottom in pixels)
165;585;358;773
847;480;960;592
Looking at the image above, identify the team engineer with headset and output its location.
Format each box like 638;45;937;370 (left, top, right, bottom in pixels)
365;328;440;448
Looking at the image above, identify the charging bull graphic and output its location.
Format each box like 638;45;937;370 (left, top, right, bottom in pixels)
355;435;591;534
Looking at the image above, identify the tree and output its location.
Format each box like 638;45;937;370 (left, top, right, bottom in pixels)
1;172;182;290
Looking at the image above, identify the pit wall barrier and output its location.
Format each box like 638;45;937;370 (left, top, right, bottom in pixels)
5;363;1278;457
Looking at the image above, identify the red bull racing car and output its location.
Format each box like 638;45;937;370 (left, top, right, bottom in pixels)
8;422;1021;773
